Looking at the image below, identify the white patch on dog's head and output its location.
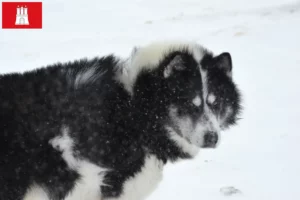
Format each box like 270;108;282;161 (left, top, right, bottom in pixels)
207;93;216;105
192;95;202;107
198;67;221;147
118;40;206;94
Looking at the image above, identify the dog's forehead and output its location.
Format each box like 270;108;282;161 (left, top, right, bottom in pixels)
121;41;212;95
173;56;211;99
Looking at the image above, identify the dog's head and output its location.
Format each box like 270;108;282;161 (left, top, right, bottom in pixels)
163;50;241;149
122;41;242;152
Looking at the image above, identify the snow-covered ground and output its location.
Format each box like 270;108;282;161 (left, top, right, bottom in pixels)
1;0;300;199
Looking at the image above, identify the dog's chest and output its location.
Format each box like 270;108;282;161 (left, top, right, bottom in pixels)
105;155;164;200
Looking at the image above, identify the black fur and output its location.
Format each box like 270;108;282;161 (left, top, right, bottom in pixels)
201;53;242;128
0;46;242;200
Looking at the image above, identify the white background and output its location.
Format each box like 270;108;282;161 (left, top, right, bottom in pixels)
1;0;300;199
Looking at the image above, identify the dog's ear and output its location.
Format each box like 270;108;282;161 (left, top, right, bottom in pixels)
214;52;232;77
164;55;185;78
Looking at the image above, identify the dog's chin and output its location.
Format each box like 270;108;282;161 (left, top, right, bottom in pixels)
201;143;217;149
191;141;217;149
190;139;218;149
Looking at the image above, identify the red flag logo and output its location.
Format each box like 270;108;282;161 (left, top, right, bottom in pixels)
2;2;42;29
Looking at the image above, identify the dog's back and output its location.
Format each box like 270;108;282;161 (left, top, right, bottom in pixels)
0;56;121;200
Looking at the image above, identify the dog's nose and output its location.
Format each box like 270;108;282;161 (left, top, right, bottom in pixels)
203;132;218;148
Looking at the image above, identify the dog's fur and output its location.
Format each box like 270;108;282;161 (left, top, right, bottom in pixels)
0;40;242;200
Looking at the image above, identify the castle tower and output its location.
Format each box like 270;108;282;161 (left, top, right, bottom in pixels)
15;6;29;25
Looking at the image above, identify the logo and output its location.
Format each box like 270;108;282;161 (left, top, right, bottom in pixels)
15;6;29;25
2;2;42;29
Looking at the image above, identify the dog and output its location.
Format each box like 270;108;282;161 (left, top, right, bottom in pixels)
0;40;242;200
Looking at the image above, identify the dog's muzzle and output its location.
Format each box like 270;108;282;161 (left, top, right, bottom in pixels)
202;131;219;148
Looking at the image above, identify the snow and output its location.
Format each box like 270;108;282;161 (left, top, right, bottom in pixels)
1;0;300;199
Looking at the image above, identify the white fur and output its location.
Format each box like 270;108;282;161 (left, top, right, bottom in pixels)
163;64;173;78
118;40;206;94
74;67;97;88
23;185;49;200
49;126;78;169
163;55;185;78
49;126;107;200
207;93;216;105
200;66;221;138
192;95;202;107
106;155;164;200
200;67;208;102
168;106;205;151
64;161;106;200
72;62;106;89
166;126;199;158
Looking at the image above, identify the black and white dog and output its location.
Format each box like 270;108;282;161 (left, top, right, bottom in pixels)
0;41;242;200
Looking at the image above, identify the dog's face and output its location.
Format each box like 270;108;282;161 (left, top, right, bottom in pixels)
160;50;241;149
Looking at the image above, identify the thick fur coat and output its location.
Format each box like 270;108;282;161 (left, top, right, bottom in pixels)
0;41;242;200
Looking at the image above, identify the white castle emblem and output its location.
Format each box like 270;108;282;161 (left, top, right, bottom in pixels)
15;6;29;25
